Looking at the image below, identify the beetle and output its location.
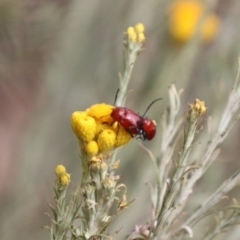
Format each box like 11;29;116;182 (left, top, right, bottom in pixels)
111;98;162;141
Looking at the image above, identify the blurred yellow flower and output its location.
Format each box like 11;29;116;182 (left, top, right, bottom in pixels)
60;173;71;186
55;165;66;177
127;26;137;42
169;0;220;42
134;23;145;34
126;23;145;43
137;32;145;42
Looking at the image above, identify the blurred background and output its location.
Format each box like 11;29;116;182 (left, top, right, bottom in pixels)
1;0;240;239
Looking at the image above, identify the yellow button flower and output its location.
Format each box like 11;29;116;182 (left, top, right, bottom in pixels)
71;111;97;142
97;129;116;153
126;23;145;43
55;165;71;187
85;140;99;156
134;23;145;34
86;103;114;124
60;173;71;186
169;0;219;42
55;165;66;177
96;120;112;135
115;124;132;147
137;32;145;42
126;26;136;41
127;26;135;35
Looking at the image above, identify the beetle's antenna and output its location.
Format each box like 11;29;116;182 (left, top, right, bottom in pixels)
142;98;162;117
113;88;120;106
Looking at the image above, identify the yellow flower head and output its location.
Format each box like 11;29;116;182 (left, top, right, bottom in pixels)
115;124;132;147
96;120;113;135
126;26;136;41
169;0;219;42
55;165;66;177
134;23;145;34
55;165;71;187
126;23;145;43
137;32;145;42
86;103;114;124
71;103;133;156
97;129;116;153
85;140;99;156
60;173;71;186
71;111;97;142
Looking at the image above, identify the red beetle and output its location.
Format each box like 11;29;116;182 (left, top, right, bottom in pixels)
111;98;162;141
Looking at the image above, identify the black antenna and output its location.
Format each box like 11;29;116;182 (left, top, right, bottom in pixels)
113;88;120;106
142;98;162;117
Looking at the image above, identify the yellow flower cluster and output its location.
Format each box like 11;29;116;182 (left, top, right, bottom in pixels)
188;98;206;119
55;165;71;186
126;23;145;42
169;0;220;42
71;103;132;156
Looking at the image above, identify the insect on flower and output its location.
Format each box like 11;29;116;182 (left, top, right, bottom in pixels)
111;90;162;141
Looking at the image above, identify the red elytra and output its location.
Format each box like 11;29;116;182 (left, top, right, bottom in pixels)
111;98;161;141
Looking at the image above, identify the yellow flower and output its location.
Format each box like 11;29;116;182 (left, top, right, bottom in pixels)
97;129;116;152
55;165;71;186
126;26;136;41
60;173;71;186
95;120;112;135
137;32;145;42
85;140;99;156
127;26;135;35
71;103;134;155
71;111;97;142
126;23;145;43
169;0;219;42
114;124;132;147
134;23;145;34
55;165;66;177
86;103;114;124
